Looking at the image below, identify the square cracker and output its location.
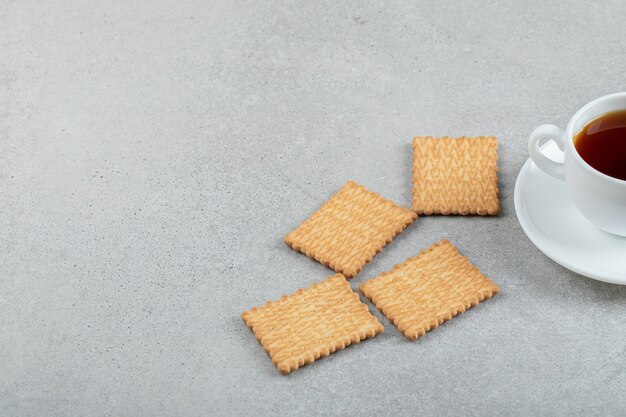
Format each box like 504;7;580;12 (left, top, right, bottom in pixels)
412;136;499;215
242;274;383;374
285;181;417;278
360;240;499;341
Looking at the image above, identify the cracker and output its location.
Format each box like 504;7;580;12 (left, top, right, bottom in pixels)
360;240;499;341
412;136;499;215
285;181;417;278
242;274;384;374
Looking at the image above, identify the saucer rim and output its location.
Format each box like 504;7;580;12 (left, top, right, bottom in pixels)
514;148;626;285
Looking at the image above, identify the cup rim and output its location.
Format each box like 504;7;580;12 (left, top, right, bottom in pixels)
565;92;626;185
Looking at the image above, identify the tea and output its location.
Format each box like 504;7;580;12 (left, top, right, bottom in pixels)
573;110;626;181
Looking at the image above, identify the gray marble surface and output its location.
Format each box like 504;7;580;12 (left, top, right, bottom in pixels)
2;1;626;416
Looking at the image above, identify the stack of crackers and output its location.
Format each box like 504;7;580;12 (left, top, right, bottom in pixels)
242;136;501;374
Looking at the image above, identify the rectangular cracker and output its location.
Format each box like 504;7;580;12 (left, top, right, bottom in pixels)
412;136;499;215
360;240;499;341
285;181;417;278
242;274;383;374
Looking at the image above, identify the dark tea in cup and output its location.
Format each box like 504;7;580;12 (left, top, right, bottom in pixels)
573;109;626;181
529;93;626;236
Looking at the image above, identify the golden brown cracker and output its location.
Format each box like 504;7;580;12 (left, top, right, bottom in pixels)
412;136;499;215
242;274;384;374
360;240;499;341
285;181;417;278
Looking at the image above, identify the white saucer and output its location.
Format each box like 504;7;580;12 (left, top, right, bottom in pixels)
514;141;626;285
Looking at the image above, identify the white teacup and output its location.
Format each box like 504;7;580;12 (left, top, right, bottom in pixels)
528;92;626;237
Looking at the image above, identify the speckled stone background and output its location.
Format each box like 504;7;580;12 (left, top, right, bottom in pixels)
2;1;626;416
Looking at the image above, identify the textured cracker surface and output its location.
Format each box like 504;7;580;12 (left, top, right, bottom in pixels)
285;181;417;277
242;274;383;374
412;136;500;215
360;240;499;340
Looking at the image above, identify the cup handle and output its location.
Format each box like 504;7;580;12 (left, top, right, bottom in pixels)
528;124;566;181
